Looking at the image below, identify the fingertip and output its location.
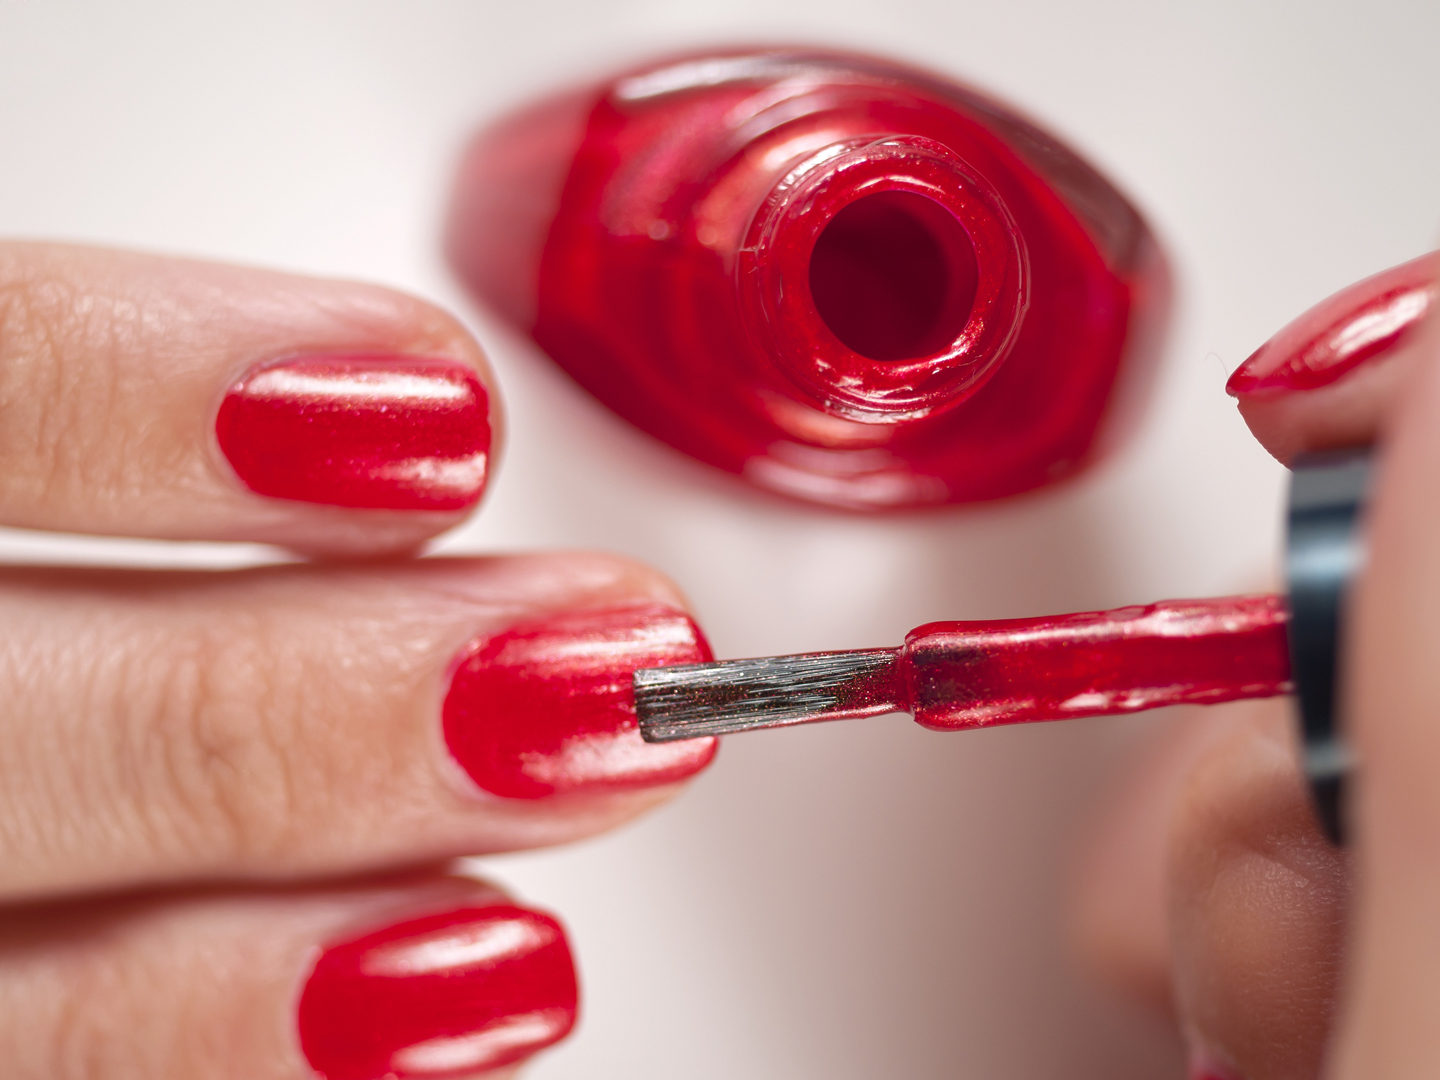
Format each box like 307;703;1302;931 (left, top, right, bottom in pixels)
376;282;509;471
1226;252;1437;465
1233;336;1426;465
209;283;508;555
1226;253;1436;397
0;871;576;1080
298;890;577;1079
441;602;718;801
214;352;493;550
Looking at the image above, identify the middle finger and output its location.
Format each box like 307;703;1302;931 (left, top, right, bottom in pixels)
0;553;716;901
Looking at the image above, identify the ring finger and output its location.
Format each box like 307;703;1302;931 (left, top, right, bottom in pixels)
0;871;573;1079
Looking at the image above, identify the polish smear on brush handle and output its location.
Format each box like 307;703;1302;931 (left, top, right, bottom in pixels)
901;594;1292;729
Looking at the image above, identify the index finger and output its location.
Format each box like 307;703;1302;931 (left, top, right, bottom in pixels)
0;242;500;555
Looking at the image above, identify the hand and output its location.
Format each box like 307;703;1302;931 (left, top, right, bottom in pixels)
0;242;717;1078
1071;252;1440;1079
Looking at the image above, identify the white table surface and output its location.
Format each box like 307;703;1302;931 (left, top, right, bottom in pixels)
1;2;1436;1076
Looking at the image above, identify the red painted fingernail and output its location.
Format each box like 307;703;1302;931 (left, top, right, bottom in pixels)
216;355;491;510
443;604;718;799
1226;252;1436;397
1187;1046;1245;1080
298;903;577;1080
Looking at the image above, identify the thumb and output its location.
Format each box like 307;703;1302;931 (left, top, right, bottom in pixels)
1165;699;1350;1080
1327;281;1440;1073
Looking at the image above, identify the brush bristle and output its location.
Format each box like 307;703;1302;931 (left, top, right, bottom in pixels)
634;648;901;742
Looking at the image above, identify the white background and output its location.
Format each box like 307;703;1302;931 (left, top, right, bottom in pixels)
1;2;1436;1077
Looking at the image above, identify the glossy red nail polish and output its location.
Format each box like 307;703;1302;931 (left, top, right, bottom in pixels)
448;47;1168;510
444;604;717;799
1226;252;1437;396
297;903;577;1080
216;355;491;510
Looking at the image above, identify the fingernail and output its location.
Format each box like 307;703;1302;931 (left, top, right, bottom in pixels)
443;604;718;799
298;903;577;1080
216;354;491;510
1188;1045;1245;1080
1226;252;1436;397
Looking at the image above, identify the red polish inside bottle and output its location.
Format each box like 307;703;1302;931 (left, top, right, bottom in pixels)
449;48;1168;510
808;190;980;363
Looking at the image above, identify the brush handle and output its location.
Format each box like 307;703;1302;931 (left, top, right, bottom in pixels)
901;594;1293;730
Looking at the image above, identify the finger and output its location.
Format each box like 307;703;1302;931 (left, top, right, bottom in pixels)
1225;252;1436;464
0;553;716;900
1067;705;1254;1015
1165;698;1350;1080
1327;290;1440;1073
0;872;573;1079
0;241;500;555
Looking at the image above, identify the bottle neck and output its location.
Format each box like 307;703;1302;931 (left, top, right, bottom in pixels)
737;135;1029;422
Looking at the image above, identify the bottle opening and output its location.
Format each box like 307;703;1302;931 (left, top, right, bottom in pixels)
808;191;979;362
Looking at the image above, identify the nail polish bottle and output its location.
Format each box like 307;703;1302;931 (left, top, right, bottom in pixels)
448;47;1168;510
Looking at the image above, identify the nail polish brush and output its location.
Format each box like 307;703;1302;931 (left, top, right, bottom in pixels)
635;452;1369;842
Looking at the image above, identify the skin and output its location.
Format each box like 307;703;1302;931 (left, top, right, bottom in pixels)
1072;278;1440;1078
0;241;702;1077
10;235;1437;1077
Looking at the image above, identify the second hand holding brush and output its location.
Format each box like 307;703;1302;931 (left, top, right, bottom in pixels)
636;594;1291;741
637;254;1437;840
637;450;1370;843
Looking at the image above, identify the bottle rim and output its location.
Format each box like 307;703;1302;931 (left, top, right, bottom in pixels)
737;134;1030;422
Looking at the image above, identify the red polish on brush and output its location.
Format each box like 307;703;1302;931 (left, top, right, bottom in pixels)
635;594;1292;741
448;47;1168;510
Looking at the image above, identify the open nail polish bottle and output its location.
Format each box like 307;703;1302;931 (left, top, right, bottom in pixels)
448;47;1168;510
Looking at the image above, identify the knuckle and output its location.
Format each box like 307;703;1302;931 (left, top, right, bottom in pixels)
50;963;147;1079
2;914;194;1080
0;936;136;1079
0;249;128;509
121;616;306;867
